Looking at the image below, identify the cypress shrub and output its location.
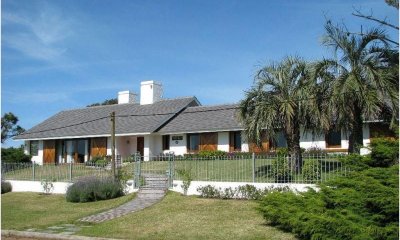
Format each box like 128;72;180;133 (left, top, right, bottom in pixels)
259;153;399;240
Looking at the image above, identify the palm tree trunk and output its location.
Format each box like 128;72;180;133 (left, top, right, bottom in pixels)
285;123;303;173
348;105;364;154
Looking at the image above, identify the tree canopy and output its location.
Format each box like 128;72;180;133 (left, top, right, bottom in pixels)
1;112;25;143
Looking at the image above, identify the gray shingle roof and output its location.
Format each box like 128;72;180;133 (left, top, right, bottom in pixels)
158;104;243;134
15;97;198;140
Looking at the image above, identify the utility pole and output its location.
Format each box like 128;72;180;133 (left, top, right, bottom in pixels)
110;111;116;179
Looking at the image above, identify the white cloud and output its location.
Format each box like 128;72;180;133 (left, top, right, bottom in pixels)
2;4;73;61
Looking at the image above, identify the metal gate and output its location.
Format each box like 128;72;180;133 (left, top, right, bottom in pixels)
133;153;174;189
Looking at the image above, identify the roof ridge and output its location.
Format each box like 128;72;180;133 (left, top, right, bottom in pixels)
58;96;197;112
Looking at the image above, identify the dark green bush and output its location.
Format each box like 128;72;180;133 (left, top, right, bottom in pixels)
270;157;293;183
259;163;399;240
302;159;321;183
369;138;399;167
66;177;124;203
1;181;12;194
1;147;31;163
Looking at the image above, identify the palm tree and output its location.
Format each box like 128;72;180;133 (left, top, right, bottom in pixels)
315;22;399;153
239;57;321;172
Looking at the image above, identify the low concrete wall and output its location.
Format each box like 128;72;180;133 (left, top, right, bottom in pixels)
8;180;137;194
9;180;73;194
171;180;316;195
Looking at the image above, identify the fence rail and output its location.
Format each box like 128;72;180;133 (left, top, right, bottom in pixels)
2;154;349;184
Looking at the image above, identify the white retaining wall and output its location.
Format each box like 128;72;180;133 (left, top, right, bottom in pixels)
8;180;137;194
171;180;317;195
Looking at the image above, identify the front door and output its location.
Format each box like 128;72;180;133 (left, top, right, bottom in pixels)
43;140;56;164
137;137;144;157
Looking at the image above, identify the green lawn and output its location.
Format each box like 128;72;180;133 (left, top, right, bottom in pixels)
1;191;296;239
78;192;296;240
1;192;136;230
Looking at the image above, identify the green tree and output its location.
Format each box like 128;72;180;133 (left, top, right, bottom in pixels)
239;57;322;172
1;112;25;143
315;22;399;153
87;98;118;107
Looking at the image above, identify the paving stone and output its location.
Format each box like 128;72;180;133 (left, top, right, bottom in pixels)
79;174;167;223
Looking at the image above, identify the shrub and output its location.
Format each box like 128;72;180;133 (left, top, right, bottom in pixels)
259;163;399;240
237;184;260;200
1;181;12;194
1;147;31;163
197;185;220;198
302;159;321;183
270;157;293;183
369;138;399;167
275;147;288;156
220;187;237;199
304;147;327;155
41;179;54;194
66;176;124;203
176;169;192;195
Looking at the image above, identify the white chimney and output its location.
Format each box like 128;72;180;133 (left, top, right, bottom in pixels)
140;80;163;105
118;91;136;104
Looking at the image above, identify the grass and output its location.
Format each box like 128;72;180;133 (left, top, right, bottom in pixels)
1;192;136;230
3;157;345;184
77;191;296;240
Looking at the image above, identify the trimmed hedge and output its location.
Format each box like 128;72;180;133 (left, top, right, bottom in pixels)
66;177;124;203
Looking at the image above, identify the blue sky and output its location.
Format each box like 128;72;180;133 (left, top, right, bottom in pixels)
2;0;398;147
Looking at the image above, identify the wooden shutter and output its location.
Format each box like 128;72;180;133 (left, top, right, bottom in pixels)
43;140;56;164
249;133;270;153
199;133;217;151
90;138;107;157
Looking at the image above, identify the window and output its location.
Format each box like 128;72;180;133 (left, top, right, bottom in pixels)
187;134;200;152
162;135;170;150
30;140;39;156
230;131;242;151
326;130;341;148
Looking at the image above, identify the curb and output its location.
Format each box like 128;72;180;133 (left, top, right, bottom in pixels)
1;230;118;240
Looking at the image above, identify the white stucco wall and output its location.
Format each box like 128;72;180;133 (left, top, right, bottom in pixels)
28;140;43;165
299;131;326;149
172;181;316;195
8;180;137;194
217;132;230;152
169;134;187;156
116;136;138;159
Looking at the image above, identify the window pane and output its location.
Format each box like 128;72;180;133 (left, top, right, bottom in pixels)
189;134;199;151
234;132;241;150
30;141;39;156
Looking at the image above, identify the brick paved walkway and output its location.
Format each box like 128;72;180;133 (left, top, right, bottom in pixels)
79;174;168;223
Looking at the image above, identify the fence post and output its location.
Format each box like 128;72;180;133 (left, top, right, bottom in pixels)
32;163;36;181
168;154;172;189
252;152;256;183
69;162;72;182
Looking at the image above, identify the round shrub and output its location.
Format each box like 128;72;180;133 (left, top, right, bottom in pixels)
66;176;124;203
1;181;12;194
302;159;321;183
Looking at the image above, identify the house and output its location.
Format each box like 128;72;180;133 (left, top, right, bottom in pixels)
14;81;393;164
